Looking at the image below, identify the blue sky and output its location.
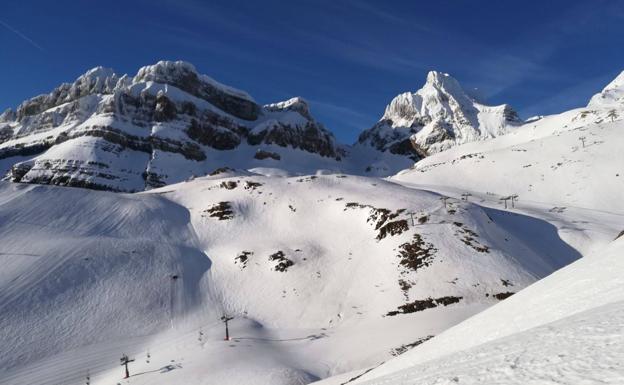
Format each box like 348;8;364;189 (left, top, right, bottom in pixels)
1;0;624;143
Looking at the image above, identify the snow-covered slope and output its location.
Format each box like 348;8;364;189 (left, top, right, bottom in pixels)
344;236;624;385
588;70;624;107
304;70;624;385
0;169;578;384
0;61;344;192
356;71;521;162
1;62;622;385
393;73;624;213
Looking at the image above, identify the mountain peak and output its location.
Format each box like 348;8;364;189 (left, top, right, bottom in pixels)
264;97;312;120
134;60;254;103
425;71;464;92
588;70;624;107
381;70;476;126
82;66;117;80
426;70;448;82
135;60;198;81
72;66;121;95
358;70;520;159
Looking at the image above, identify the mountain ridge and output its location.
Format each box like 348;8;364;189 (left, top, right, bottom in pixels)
2;62;623;193
0;60;343;191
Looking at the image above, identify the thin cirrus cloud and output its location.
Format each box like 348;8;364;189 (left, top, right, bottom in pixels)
148;0;272;43
307;98;378;139
467;1;621;103
151;0;431;75
342;0;430;32
293;29;429;74
520;72;615;118
0;19;45;52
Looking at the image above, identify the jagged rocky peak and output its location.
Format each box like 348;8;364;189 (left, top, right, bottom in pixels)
253;97;339;159
358;70;521;160
588;70;624;107
134;60;259;121
14;66;124;121
75;66;121;93
264;97;312;120
0;60;343;192
382;71;474;126
0;108;15;123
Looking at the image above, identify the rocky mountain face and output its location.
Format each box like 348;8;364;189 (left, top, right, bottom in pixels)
0;61;341;191
357;71;522;160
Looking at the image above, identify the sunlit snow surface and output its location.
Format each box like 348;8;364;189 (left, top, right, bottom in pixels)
342;238;624;385
0;169;585;385
1;71;623;385
314;79;624;385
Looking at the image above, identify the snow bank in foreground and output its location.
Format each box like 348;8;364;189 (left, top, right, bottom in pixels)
353;237;624;384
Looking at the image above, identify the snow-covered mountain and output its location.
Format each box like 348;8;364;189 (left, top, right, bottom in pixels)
304;70;624;385
0;64;526;192
356;71;521;161
392;71;624;214
1;64;623;385
0;61;343;192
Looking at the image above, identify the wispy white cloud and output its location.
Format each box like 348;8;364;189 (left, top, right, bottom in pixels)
468;53;557;100
344;0;430;32
309;99;375;121
292;29;429;74
128;19;313;84
520;72;616;118
307;98;378;138
463;1;618;102
0;20;44;52
146;0;272;43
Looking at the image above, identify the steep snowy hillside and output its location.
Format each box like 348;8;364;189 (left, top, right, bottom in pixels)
356;71;521;164
307;71;624;385
588;70;624;107
393;71;624;213
0;171;577;385
0;61;344;192
343;237;624;385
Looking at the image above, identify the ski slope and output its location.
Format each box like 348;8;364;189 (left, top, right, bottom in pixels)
308;75;624;385
0;169;580;385
393;105;624;213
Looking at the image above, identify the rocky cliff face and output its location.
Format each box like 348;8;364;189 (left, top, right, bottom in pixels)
0;61;341;191
357;71;522;160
